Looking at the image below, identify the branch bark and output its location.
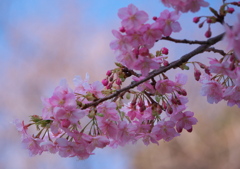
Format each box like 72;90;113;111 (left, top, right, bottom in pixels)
82;32;225;109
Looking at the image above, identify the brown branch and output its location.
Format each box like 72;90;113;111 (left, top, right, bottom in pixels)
81;32;225;110
205;47;227;56
161;36;210;45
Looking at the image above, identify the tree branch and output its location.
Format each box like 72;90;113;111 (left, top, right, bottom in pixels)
81;32;225;109
161;36;210;45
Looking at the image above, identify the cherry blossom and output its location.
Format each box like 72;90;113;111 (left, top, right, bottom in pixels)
118;4;148;30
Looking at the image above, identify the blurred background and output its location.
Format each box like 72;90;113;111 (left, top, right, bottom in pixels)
0;0;240;169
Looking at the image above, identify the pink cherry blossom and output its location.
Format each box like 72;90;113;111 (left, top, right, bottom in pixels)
22;136;43;156
98;120;119;139
160;0;209;13
224;14;240;60
223;86;240;107
171;111;198;133
116;121;137;146
96;101;119;122
116;51;136;69
14;119;28;138
200;80;223;104
151;121;180;141
139;23;162;48
156;10;181;36
110;30;131;52
118;4;148;30
208;57;236;78
155;79;175;95
73;74;90;95
133;56;159;76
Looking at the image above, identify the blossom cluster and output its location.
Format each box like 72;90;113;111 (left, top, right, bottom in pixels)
197;15;240;107
110;4;181;76
15;71;197;159
160;0;209;13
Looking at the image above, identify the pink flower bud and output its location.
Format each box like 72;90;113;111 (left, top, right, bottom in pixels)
106;70;112;76
61;119;71;128
152;16;158;21
119;26;126;33
204;68;211;75
205;29;212;38
167;106;173;114
139;47;149;56
116;78;122;85
206;18;212;23
102;79;108;86
163;60;169;66
194;68;201;81
132;48;139;56
106;83;112;89
230;62;235;71
161;47;169;55
198;22;204;28
193;17;200;23
227;7;234;13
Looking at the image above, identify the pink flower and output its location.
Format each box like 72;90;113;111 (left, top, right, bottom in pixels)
14;119;28;138
224;14;240;60
49;90;77;111
73;74;90;95
118;4;148;30
133;56;159;76
116;51;136;69
98;120;119;139
160;0;209;13
155;79;175;95
87;136;110;152
139;23;162;48
223;86;240;107
96;101;119;122
116;121;137;146
156;10;181;36
200;80;223;104
54;107;86;124
151;121;180;141
171;111;198;133
132;76;155;94
22;136;43;156
110;30;131;52
41;97;54;120
40;141;58;154
208;57;236;78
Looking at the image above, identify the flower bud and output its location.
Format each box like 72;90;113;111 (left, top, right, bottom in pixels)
106;70;112;76
139;47;149;56
61;119;71;128
152;16;158;21
205;29;212;38
227;7;234;13
194;68;201;81
198;22;204;28
106;83;112;89
102;79;108;86
161;47;169;55
193;17;200;23
167;106;173;114
163;60;169;66
116;78;122;85
119;26;125;33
